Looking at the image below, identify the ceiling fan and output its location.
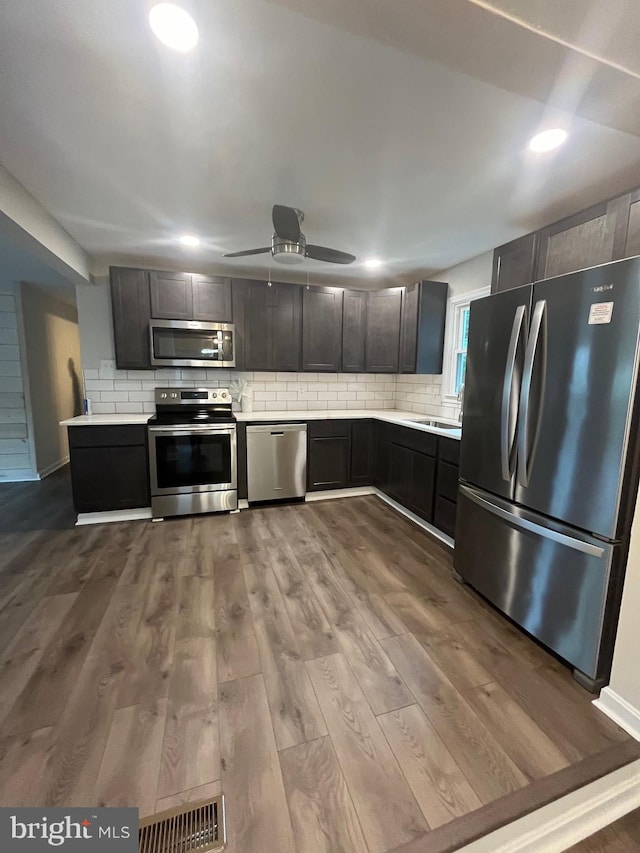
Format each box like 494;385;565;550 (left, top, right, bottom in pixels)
224;204;356;265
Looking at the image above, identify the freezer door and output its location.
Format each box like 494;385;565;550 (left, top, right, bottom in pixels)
455;485;615;680
459;285;531;500
515;257;640;539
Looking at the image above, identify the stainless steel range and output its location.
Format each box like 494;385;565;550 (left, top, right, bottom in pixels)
147;387;237;519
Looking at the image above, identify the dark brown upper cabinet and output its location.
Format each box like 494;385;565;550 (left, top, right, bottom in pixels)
365;288;402;373
191;274;232;322
534;199;620;281
399;280;448;373
302;286;343;372
491;233;537;294
616;188;640;259
243;280;301;372
149;271;232;322
110;267;152;370
149;270;194;319
342;290;367;372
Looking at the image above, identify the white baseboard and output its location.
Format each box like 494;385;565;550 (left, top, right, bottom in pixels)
0;470;39;482
38;456;69;479
76;507;152;526
594;688;640;741
374;490;454;549
458;758;640;853
305;486;375;502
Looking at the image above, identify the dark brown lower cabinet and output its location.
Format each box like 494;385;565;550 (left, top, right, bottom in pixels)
68;426;150;513
307;421;351;491
350;420;375;485
374;422;458;538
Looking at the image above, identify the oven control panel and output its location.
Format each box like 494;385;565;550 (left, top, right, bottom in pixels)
155;387;231;405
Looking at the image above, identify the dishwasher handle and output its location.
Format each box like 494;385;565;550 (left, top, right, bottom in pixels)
246;423;307;433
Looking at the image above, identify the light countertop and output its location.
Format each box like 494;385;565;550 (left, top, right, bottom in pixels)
61;409;462;439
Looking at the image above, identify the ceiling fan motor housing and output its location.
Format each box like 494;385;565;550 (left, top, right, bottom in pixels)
272;233;306;263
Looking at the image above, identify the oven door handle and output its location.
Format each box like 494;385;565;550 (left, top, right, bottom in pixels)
149;425;236;434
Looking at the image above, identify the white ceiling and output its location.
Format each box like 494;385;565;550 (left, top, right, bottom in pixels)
1;0;640;287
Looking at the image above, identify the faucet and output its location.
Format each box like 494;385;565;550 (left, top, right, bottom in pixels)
457;384;465;423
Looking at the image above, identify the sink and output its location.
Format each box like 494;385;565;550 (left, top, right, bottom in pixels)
411;419;461;430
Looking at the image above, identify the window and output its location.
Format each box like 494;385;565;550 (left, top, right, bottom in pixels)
443;286;490;398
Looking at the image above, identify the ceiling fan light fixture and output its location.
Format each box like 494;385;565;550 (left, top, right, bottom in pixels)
179;234;200;247
272;235;306;263
528;128;568;153
364;258;383;269
149;4;199;52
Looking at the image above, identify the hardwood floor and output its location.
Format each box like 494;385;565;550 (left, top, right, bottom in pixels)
0;472;636;853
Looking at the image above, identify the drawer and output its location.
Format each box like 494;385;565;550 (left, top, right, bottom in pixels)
436;460;459;503
68;425;148;448
438;436;460;465
307;419;351;438
388;424;437;456
434;495;457;538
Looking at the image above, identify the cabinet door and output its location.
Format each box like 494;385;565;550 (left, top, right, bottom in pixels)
622;189;640;258
399;283;419;372
149;271;194;319
415;280;448;374
365;289;402;372
302;286;343;372
342;290;366;372
192;275;232;321
307;436;350;490
386;442;412;505
350;420;374;485
110;267;152;370
434;496;457;538
70;445;149;512
407;451;436;522
535;201;618;280
491;233;537;294
243;281;270;370
271;282;302;371
374;422;391;490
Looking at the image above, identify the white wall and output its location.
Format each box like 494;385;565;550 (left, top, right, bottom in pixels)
394;251;493;418
20;284;82;476
0;292;35;480
0;165;91;287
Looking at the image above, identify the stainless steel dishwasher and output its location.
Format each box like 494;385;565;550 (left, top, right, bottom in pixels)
246;423;307;503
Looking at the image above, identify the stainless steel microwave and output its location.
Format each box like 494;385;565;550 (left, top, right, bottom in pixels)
149;319;236;368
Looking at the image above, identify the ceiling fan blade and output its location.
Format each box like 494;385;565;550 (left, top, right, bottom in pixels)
306;244;356;264
223;247;271;258
272;205;301;242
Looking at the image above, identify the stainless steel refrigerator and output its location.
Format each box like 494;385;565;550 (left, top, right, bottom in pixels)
455;256;640;691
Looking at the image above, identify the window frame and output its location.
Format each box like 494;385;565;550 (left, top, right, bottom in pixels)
442;285;490;400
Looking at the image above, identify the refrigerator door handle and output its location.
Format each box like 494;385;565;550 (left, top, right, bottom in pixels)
459;485;606;557
500;305;526;482
517;299;547;488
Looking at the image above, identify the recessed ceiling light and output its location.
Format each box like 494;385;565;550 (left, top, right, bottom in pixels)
149;4;199;52
179;235;200;247
528;128;568;153
364;258;383;269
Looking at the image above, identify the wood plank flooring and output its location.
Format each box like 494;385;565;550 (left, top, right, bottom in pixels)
0;468;635;853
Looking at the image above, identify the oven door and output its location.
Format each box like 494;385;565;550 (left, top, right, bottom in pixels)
148;424;237;496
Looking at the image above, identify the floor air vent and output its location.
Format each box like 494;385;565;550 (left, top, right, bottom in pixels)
139;795;225;853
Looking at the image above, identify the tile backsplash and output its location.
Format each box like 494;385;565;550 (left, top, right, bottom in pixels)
83;362;396;414
83;361;460;418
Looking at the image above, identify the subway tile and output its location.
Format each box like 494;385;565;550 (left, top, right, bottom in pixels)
83;368;99;380
275;391;297;401
128;391;155;402
254;391;276;401
114;381;142;391
0;296;15;312
99;391;123;402
356;391;375;400
288;382;306;392
0;328;18;346
298;391;318;401
0;377;23;393
115;402;145;413
306;400;328;410
265;382;281;392
127;370;155;380
318;391;338;401
92;402;116;413
251;401;266;411
0;345;20;362
264;400;284;411
286;400;308;410
85;379;114;391
251;371;272;381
